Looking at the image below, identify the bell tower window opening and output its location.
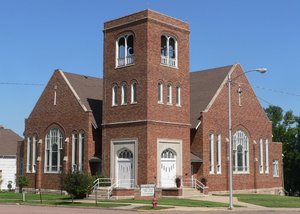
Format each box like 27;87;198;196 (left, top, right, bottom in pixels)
161;35;177;68
116;34;134;67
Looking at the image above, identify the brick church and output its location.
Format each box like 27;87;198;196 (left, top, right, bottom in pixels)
17;9;283;195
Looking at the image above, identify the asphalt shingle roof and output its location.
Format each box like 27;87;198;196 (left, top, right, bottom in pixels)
0;126;22;156
190;65;233;128
63;72;103;128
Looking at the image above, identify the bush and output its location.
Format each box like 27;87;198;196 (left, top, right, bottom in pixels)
63;171;93;201
18;176;29;193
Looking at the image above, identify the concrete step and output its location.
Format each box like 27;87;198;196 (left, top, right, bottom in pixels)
182;188;204;198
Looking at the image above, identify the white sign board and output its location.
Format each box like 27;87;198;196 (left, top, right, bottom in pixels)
140;184;155;197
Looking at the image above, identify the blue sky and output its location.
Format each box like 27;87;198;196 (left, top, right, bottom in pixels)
0;0;299;136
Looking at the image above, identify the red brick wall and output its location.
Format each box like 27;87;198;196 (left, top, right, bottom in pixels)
102;10;190;186
192;64;283;192
23;71;100;190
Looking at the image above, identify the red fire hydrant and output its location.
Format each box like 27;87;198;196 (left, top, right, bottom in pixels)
152;193;158;208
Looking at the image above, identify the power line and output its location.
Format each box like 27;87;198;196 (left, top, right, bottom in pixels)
253;85;300;97
0;82;44;86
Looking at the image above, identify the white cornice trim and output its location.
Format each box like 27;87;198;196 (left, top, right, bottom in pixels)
203;64;237;113
103;119;190;126
59;70;88;112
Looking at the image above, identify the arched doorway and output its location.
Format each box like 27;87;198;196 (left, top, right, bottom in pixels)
161;149;176;187
117;148;133;188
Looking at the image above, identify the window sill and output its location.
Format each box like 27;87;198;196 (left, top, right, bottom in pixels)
115;63;135;69
121;103;127;106
176;104;181;107
160;63;178;69
112;104;118;107
167;103;172;106
130;102;137;105
233;171;250;175
158;101;164;105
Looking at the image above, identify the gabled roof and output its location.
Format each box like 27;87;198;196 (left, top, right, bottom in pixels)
0;126;22;156
61;71;103;128
190;65;234;128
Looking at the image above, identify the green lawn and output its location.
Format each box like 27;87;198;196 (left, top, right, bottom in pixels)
0;192;128;208
235;194;300;208
98;198;230;207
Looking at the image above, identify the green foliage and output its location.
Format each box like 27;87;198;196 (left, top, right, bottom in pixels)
17;176;28;193
63;171;93;200
265;105;300;195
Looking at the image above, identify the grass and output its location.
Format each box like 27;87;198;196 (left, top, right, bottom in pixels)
98;198;230;207
235;194;300;208
0;192;127;208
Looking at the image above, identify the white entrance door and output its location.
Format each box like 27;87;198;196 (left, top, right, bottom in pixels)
118;160;132;188
161;149;177;188
117;149;133;188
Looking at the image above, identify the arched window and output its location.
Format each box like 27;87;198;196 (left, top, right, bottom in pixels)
118;149;133;159
112;84;118;106
131;81;137;103
45;128;63;173
158;81;163;103
167;83;172;104
79;132;85;172
71;133;78;172
121;83;128;105
116;34;134;67
176;86;181;106
32;135;38;173
161;149;176;159
232;130;249;173
161;35;177;67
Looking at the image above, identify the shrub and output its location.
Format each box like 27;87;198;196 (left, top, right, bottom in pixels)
63;171;93;202
18;176;29;193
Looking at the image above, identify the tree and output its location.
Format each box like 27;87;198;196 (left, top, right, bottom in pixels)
63;171;93;202
17;176;29;193
265;105;300;195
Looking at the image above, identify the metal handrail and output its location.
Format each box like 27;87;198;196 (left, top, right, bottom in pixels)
182;177;206;192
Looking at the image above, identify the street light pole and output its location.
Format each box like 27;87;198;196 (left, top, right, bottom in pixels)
228;72;233;210
228;67;267;210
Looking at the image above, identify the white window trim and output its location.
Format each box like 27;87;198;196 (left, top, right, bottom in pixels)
216;134;221;174
121;83;127;105
209;133;214;174
176;86;181;106
233;130;249;174
78;132;84;172
44;129;63;173
71;133;77;172
26;137;31;173
160;35;178;68
32;136;37;173
265;139;269;174
112;85;118;106
131;82;137;104
116;34;134;68
167;84;172;105
158;82;163;104
259;139;264;174
273;160;279;177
